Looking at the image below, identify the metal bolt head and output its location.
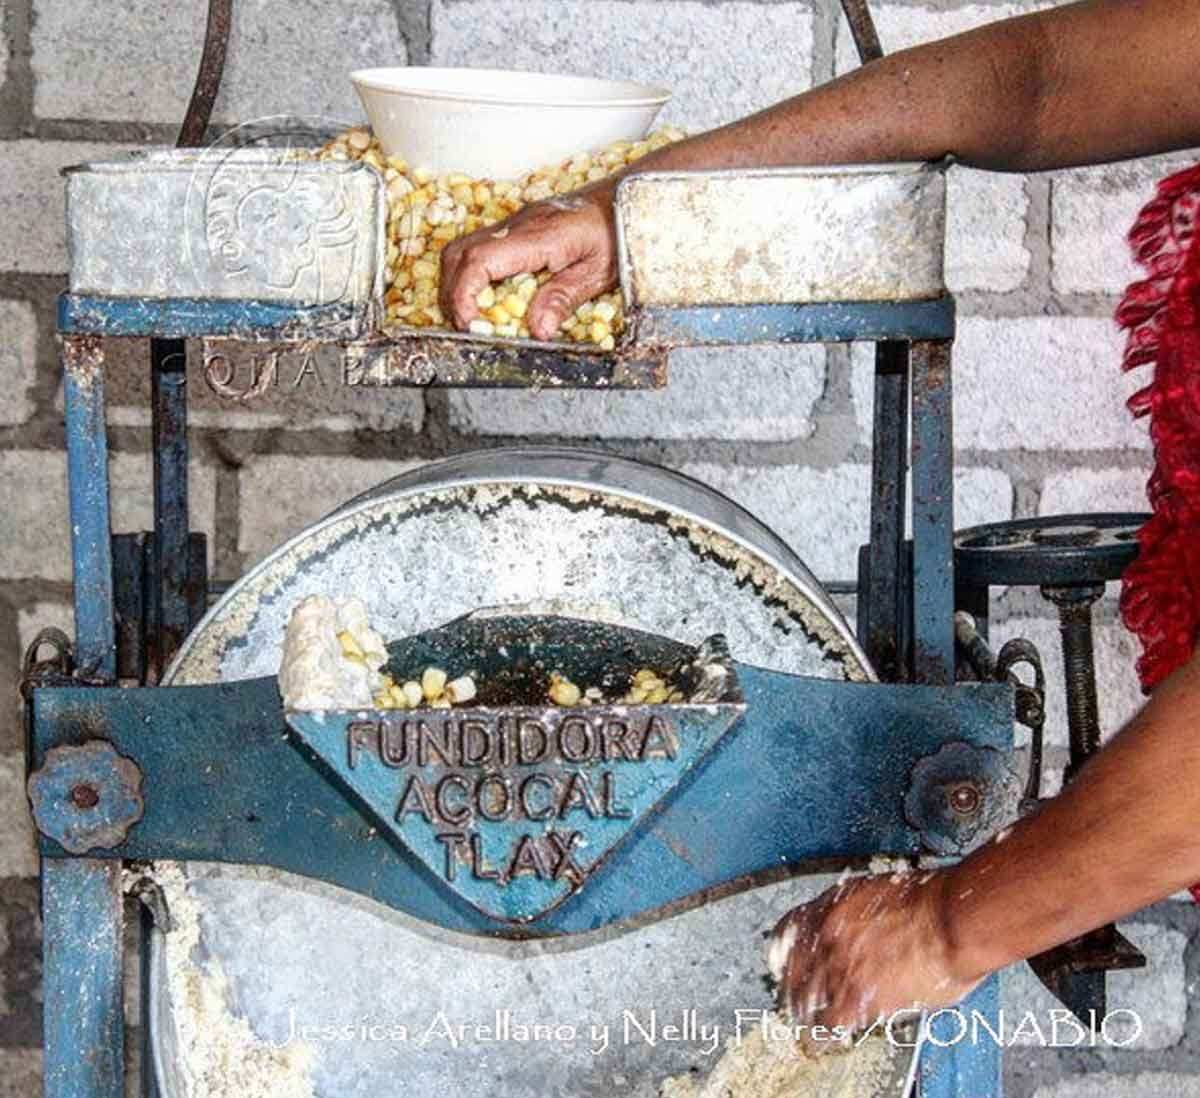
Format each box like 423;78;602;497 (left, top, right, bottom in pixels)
947;783;981;816
70;783;100;810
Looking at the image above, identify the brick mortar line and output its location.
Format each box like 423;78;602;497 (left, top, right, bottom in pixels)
0;0;33;138
809;0;837;85
392;0;432;67
1020;173;1052;298
0;427;1155;473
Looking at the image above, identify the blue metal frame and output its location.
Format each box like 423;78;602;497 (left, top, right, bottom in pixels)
634;297;955;346
40;283;1007;1098
58;293;369;340
31;671;1013;935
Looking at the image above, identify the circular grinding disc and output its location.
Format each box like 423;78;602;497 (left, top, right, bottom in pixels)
156;449;917;1097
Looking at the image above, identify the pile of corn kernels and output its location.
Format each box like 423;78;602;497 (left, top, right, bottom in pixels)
314;125;686;347
547;667;684;707
335;629;476;711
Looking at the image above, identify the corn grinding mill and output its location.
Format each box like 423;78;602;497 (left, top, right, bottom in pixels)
22;1;1149;1097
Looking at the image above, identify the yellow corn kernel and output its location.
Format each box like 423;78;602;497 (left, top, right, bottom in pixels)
645;686;669;704
592;300;617;324
374;690;394;709
402;681;424;708
468;318;495;337
475;285;496;310
389;683;411;709
588;320;611;344
451;183;474;208
337;630;364;659
431;224;459;242
486;304;511;327
502;293;527;320
548;674;581;707
473;183;492;208
599;334;615;352
445;675;477;704
422;667;448;701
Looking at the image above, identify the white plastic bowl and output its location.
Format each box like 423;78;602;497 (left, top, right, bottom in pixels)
350;67;671;180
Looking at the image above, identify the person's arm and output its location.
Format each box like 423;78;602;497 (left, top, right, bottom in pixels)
440;0;1200;337
772;648;1200;1032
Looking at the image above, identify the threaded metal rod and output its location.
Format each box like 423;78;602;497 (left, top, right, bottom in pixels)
1042;583;1105;782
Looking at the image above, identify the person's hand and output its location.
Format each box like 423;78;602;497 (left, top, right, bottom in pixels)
438;182;619;340
768;871;982;1039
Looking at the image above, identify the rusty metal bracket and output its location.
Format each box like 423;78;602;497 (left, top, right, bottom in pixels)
1027;924;1147;1028
20;628;75;699
954;613;1046;809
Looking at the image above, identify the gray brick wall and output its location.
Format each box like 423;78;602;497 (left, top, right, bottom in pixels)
2;0;1195;1094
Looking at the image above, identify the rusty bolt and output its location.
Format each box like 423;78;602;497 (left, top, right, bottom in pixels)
947;783;981;816
70;783;100;810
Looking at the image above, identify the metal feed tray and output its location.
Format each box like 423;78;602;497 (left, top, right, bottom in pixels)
61;150;951;387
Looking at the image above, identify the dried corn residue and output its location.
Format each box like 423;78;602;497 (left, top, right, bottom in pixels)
313;125;686;345
150;863;316;1098
660;1020;895;1098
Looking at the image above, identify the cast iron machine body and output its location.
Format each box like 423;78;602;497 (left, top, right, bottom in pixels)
23;2;1046;1096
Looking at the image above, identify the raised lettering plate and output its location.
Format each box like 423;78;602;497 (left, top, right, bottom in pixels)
285;615;745;923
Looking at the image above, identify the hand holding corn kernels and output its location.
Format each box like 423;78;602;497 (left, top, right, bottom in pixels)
316;126;685;347
439;188;617;341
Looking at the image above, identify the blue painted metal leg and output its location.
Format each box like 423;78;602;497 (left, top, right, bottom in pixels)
150;339;190;678
919;975;1003;1098
865;340;911;682
54;335;125;1097
62;335;116;681
42;859;125;1098
910;339;955;685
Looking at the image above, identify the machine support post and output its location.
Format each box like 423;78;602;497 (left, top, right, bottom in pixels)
150;339;191;678
918;976;1003;1098
42;858;126;1098
63;336;116;681
865;340;910;681
53;336;126;1098
910;340;955;685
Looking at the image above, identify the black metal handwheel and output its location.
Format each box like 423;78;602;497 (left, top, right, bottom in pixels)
954;513;1148;588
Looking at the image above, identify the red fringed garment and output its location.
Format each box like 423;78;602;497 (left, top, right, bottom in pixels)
1114;164;1200;903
